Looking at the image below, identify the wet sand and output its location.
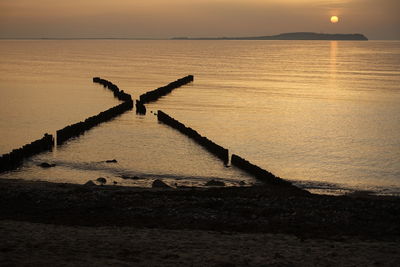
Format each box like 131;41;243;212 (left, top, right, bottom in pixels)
1;178;399;266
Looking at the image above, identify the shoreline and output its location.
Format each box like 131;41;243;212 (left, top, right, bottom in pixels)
3;174;400;197
1;178;399;265
1;177;399;240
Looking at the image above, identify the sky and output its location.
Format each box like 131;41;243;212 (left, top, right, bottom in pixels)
0;0;399;39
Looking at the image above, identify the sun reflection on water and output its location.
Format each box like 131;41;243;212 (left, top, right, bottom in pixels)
330;41;337;80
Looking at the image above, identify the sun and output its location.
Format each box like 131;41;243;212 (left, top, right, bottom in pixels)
330;16;339;23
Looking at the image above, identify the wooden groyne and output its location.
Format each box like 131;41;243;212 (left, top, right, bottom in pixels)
57;99;133;146
157;110;228;164
139;75;193;104
93;77;132;102
156;110;300;189
231;154;292;186
1;76;194;172
57;78;134;146
135;100;146;115
0;134;54;173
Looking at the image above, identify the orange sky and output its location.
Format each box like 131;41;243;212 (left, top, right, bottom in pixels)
0;0;399;39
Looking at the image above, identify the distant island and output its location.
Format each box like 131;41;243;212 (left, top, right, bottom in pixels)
172;32;368;41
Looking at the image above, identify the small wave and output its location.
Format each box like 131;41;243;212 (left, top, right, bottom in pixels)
291;179;400;196
29;158;248;184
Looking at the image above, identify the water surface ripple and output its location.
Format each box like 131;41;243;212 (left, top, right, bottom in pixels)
1;40;399;194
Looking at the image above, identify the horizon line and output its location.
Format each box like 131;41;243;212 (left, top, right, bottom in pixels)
1;38;398;41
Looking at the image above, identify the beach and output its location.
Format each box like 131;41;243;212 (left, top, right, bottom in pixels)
1;0;399;265
1;41;399;265
1;178;399;266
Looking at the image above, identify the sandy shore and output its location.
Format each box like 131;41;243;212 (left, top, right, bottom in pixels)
2;220;399;266
1;178;399;266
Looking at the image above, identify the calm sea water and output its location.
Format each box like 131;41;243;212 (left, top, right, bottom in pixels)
0;40;399;194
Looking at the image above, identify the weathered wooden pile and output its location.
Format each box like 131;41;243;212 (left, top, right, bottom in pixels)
56;78;134;146
135;100;146;115
135;75;193;115
93;77;132;102
0;134;54;172
56;101;133;146
231;154;291;186
0;78;134;173
157;110;229;164
139;75;193;104
157;110;294;187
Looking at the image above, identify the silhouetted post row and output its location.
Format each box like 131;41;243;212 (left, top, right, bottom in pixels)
157;110;229;164
2;77;194;170
0;133;54;173
134;75;193;115
139;75;194;104
157;109;298;188
230;154;293;186
135;100;146;115
56;79;134;146
56;100;133;146
93;77;132;102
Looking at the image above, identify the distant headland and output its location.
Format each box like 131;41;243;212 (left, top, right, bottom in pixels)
172;32;368;41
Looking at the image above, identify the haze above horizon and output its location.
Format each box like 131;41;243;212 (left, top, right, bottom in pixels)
0;0;399;40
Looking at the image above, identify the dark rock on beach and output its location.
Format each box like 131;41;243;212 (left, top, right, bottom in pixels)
96;177;107;185
38;162;56;168
105;159;117;163
84;180;96;186
120;175;141;180
205;180;226;187
152;179;171;188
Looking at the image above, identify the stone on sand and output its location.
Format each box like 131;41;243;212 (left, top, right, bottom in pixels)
152;179;171;188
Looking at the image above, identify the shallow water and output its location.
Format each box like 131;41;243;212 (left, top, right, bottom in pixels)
0;40;399;194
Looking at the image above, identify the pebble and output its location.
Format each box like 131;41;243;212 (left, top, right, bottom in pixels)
152;179;171;188
205;180;226;187
96;177;107;185
38;162;56;168
84;180;96;186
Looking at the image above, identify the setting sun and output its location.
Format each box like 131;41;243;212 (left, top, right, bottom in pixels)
330;16;339;23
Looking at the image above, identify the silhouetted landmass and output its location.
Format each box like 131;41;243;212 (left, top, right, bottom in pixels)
172;32;368;41
1;33;368;41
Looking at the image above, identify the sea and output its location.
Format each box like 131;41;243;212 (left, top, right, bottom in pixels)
0;40;399;195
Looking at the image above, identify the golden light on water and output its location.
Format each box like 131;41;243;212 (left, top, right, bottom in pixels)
330;16;339;23
330;41;338;80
